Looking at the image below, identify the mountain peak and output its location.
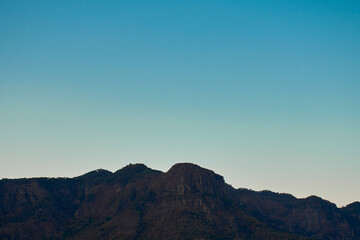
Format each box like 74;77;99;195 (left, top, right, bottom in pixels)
168;163;219;176
118;163;149;171
161;163;225;196
170;162;202;169
343;201;360;219
346;201;360;207
113;163;161;184
167;163;224;182
77;168;113;179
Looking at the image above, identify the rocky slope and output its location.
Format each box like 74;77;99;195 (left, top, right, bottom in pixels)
0;163;359;240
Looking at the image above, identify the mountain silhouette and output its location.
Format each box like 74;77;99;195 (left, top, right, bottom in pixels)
0;163;359;240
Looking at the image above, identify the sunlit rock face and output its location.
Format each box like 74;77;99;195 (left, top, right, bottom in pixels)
0;163;359;240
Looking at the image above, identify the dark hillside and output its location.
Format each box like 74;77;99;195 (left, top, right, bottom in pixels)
0;163;358;240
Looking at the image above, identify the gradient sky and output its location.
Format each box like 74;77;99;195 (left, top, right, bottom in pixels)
1;0;359;206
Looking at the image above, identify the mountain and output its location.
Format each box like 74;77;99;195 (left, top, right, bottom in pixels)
0;163;359;240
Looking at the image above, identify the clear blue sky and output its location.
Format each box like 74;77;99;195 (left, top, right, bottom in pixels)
1;0;359;206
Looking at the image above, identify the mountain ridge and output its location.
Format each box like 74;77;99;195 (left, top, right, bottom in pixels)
0;163;359;240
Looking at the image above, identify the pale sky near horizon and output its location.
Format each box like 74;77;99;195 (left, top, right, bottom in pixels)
1;0;359;207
